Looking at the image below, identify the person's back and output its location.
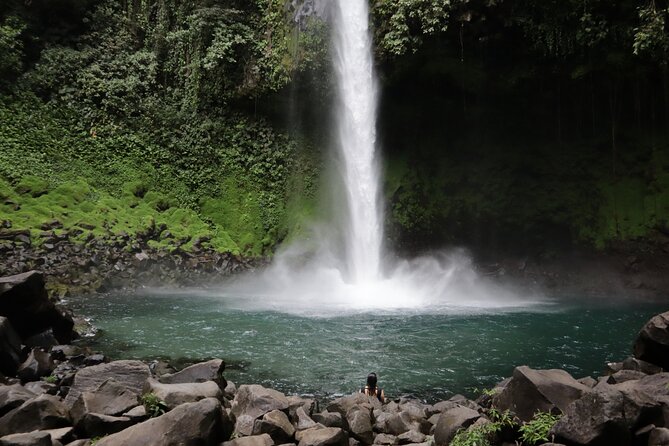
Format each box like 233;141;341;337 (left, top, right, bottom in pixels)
361;372;385;403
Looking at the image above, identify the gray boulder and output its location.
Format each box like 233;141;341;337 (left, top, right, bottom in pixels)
0;317;22;376
23;381;57;395
396;430;425;445
622;357;663;374
64;360;150;408
381;408;431;436
0;431;51;446
347;407;374;444
17;348;54;382
159;359;226;388
0;394;70;436
373;434;397;445
327;394;380;418
606;369;647;384
493;366;590;421
95;397;225;446
288;396;316;421
223;434;275;446
433;406;480;446
145;378;222;409
254;409;296;443
295;407;318;430
0;385;35;417
42;427;75;444
231;385;290;436
70;378;141;425
296;427;348;446
649;427;669;445
634;312;669;370
313;411;346;429
552;380;669;446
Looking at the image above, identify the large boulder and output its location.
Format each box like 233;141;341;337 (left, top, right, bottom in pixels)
552;377;669;446
95;397;225;446
70;379;140;425
145;378;222;409
634;312;669;370
16;348;54;383
493;366;591;421
253;409;296;443
78;413;135;437
0;431;51;446
312;411;346;429
64;360;150;408
347;407;374;444
0;394;70;436
0;385;35;417
159;359;226;389
433;406;481;446
295;407;319;430
231;385;290;436
0;317;22;376
327;394;380;418
223;433;275;446
296;427;348;446
0;271;74;343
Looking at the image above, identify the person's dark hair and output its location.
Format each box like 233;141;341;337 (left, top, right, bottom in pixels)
366;372;377;389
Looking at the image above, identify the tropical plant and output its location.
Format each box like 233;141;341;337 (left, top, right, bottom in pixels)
518;411;561;445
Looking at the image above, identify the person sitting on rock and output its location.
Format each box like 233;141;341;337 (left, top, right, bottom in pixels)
361;372;385;403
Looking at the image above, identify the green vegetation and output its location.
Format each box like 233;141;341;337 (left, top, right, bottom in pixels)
140;392;168;418
450;409;515;446
519;412;561;445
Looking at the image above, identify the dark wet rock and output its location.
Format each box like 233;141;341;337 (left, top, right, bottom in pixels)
0;271;74;343
0;430;51;446
95;397;225;446
23;330;59;349
145;378;222;409
158;359;226;389
70;379;140;425
313;411;346;429
296;427;348;446
83;354;105;366
64;360;150;408
634;312;669;370
79;413;134;437
231;385;291;436
223;434;275;446
493;366;591;422
0;385;35;417
17;348;54;382
0;394;70;436
433;406;481;446
253;409;296;443
0;317;22;376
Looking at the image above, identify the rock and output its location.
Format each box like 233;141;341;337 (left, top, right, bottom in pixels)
313;411;346;429
0;317;22;376
70;379;141;425
65;440;92;446
64;360;150;408
95;397;225;446
0;431;51;446
296;427;348;446
634;312;669;370
43;427;75;444
577;377;598;388
0;394;70;436
145;378;222;409
79;413;134;437
607;369;647;384
23;330;59;349
0;271;75;343
493;366;590;422
231;385;291;436
224;380;237;399
84;354;105;366
347;407;374;444
0;385;35;417
649;427;669;445
327;394;381;418
23;381;57;395
17;348;54;382
396;430;425;445
50;345;83;361
295;407;318;431
433;406;480;446
373;434;397;445
551;380;669;446
223;434;275;446
123;405;148;422
382;408;431;436
622;357;663;374
159;359;226;389
253;409;296;443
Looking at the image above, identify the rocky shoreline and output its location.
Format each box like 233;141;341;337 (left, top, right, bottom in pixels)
1;271;669;445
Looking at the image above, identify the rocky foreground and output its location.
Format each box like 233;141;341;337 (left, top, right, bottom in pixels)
2;272;669;445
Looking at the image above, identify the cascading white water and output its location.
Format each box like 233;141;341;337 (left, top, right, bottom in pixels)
331;0;383;283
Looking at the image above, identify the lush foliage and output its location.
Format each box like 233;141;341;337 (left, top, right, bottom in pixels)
449;409;515;446
140;392;168;418
519;412;561;445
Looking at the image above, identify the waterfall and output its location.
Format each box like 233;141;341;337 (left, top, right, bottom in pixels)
331;0;383;283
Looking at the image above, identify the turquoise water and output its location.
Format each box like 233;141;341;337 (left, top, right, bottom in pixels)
69;292;666;402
